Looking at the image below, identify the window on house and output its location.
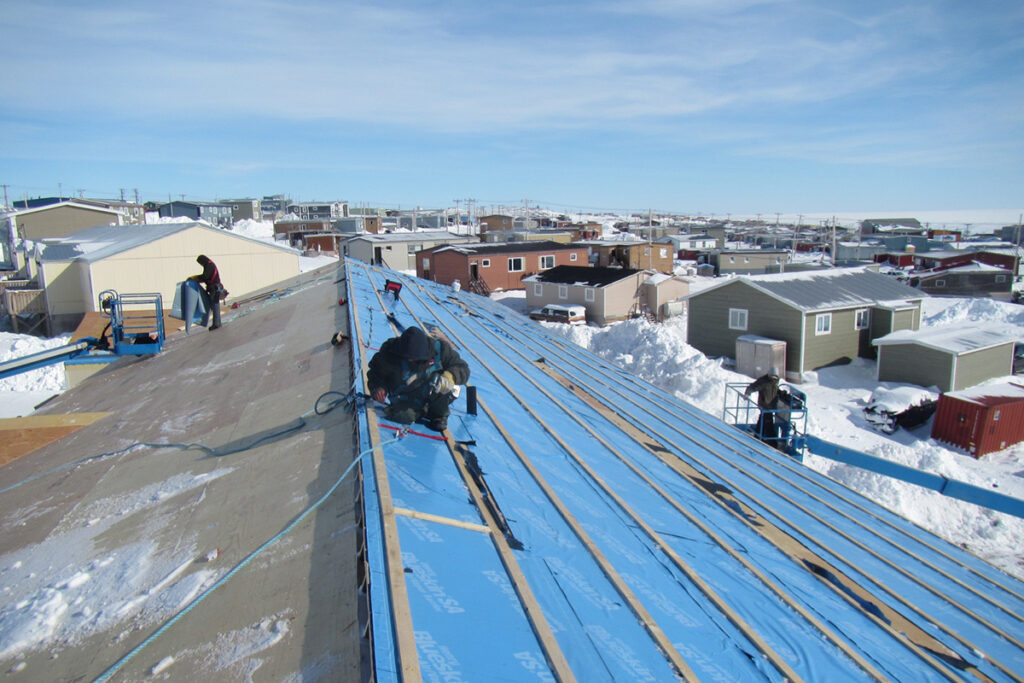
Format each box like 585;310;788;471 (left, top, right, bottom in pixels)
508;257;523;272
558;285;568;299
482;259;490;267
729;256;736;264
934;279;945;288
815;313;832;335
855;309;870;330
996;274;1007;283
533;283;543;296
660;248;668;258
994;409;1001;421
422;258;430;269
585;287;595;302
744;256;750;263
570;253;578;261
540;255;555;269
729;308;748;331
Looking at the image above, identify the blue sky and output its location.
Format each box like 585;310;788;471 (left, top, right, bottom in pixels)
2;0;1023;216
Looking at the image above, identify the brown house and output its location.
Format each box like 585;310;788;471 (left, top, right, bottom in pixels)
581;240;675;273
417;241;588;295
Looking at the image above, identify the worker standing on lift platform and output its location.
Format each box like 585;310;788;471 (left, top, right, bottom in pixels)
744;367;782;446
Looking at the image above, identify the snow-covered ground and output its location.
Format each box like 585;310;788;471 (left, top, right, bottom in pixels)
493;288;1024;580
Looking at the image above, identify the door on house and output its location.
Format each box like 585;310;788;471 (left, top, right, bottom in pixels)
470;264;479;281
374;247;382;265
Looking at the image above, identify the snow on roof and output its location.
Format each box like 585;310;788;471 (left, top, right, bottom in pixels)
355;230;461;242
37;222;299;262
873;323;1024;354
37;223;200;262
917;262;1009;275
698;267;925;312
644;272;672;285
945;382;1024;403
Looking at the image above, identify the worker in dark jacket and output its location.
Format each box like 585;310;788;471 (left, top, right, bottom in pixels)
188;255;224;330
744;367;781;444
368;326;470;432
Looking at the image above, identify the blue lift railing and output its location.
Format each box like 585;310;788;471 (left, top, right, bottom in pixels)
722;382;1024;520
0;290;164;381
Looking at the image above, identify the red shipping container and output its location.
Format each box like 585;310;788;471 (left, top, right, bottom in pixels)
931;383;1024;457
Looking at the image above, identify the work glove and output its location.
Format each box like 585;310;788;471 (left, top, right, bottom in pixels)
372;388;387;403
430;371;456;395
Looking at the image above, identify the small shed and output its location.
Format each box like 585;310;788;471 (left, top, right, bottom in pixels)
735;335;786;380
931;383;1024;457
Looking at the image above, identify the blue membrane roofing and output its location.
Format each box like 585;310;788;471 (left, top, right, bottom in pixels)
344;259;1024;682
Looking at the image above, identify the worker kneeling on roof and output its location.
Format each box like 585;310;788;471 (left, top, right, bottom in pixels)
368;326;470;432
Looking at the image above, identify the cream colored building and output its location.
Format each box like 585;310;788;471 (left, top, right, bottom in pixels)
524;265;690;326
8;201;124;240
37;222;300;331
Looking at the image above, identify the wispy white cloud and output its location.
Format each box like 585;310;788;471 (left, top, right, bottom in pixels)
2;0;1022;195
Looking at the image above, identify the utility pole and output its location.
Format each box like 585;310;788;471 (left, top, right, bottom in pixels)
831;216;838;267
1011;211;1019;278
1;184;8;211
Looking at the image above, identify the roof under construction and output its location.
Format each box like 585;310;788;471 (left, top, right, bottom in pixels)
1;259;1022;681
346;260;1024;682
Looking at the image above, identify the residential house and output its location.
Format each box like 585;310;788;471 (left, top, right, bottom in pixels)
158;201;233;227
480;229;574;244
698;249;790;275
478;215;514;233
34;222;300;332
347;231;473;272
274;218;333;247
11;196;144;225
861;218;925;235
287;201;348;221
874;325;1024;392
224;198;262;223
335;216;382;234
686;267;925;381
261;195;290;221
834;241;889;265
581;239;675;273
908;263;1014;300
913;248;1021;274
418;241;588;294
523;266;687;326
662;234;717;258
5;201;123;241
397;212;447;231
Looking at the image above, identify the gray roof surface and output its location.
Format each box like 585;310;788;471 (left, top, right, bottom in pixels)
742;267;926;312
37;222;298;262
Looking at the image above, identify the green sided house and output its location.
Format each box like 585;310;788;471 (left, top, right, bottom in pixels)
686;267;925;381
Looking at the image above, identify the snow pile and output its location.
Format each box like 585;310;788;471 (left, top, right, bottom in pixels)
0;332;70;394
